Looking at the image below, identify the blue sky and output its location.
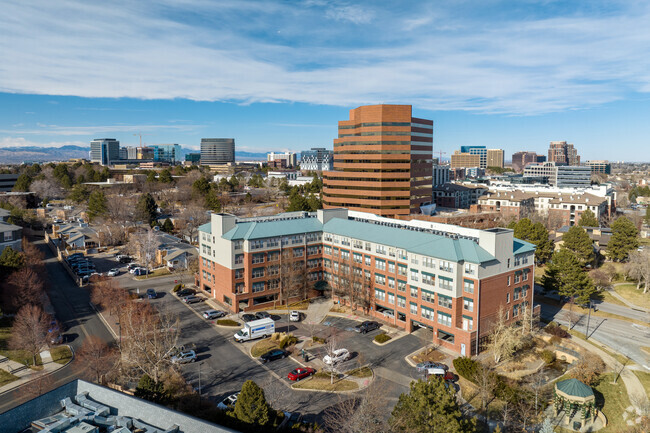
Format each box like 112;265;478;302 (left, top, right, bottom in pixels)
1;0;650;161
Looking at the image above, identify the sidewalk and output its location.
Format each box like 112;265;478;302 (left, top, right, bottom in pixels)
608;284;650;313
0;350;70;395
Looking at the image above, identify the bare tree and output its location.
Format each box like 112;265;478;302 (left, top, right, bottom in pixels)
323;382;388;433
7;267;44;308
30;179;63;200
515;398;537;431
119;302;180;382
473;361;498;415
627;250;650;293
500;401;514;433
106;195;136;229
324;331;340;385
487;306;523;364
127;228;159;273
9;304;50;366
276;247;301;311
91;277;128;316
178;203;209;244
77;336;117;383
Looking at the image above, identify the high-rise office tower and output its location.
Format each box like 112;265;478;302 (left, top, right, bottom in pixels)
486;149;504;168
200;138;235;165
512;151;540;172
151;144;181;164
323;105;433;217
548;141;580;166
300;148;334;171
90;138;120;166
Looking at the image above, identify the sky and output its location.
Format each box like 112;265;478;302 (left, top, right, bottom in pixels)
1;0;650;161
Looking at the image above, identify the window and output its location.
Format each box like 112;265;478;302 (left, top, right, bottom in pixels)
397;280;407;292
439;260;453;272
341;237;350;246
235;269;244;279
438;294;452;309
324;258;331;268
439;276;453;291
388;293;395;304
235;283;245;294
507;275;511;286
410;269;419;281
365;255;371;266
410;286;418;298
252;267;265;278
437;312;452;327
522;285;529;298
410;302;418;315
421;289;435;304
353;240;363;249
308;246;320;256
422;272;435;286
421;306;435;321
374;289;386;302
252;253;265;264
332;247;339;257
513;303;520;317
398;264;407;276
375;245;386;255
235;254;244;265
397;295;406;308
234;240;243;250
353;253;362;263
324;245;332;255
462;316;474;331
365;242;371;251
388;277;395;289
340;250;349;260
463;279;474;294
364;270;371;280
375;274;386;285
268;251;279;261
507;258;511;268
388;262;396;274
463;297;474;312
514;271;521;284
438;330;454;343
506;292;510;303
411;255;419;265
515;256;521;266
375;259;386;271
269;279;279;289
293;248;304;258
514;287;521;300
252;282;265;293
388;247;396;257
332;236;339;244
224;295;232;306
464;263;476;275
268;265;279;275
250;240;264;250
523;269;529;281
423;257;435;269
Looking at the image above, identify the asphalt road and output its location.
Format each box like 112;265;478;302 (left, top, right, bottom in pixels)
0;237;114;414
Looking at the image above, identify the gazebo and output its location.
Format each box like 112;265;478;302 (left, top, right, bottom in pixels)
554;378;597;429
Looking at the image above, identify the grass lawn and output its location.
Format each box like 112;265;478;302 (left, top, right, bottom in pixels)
0;322;43;368
593;373;631;433
292;372;359;391
598;290;626;307
0;369;19;387
272;300;310;311
613;283;650;310
50;346;73;365
135;267;171;280
346;366;373;378
534;265;546;284
250;339;279;358
633;371;650;396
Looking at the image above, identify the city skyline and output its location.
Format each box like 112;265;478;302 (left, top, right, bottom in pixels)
2;1;650;161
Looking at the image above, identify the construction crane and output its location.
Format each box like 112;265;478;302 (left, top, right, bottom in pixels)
435;150;447;163
133;133;151;147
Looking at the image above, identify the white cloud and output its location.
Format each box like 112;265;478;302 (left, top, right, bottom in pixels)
0;137;87;148
0;124;204;136
1;1;650;115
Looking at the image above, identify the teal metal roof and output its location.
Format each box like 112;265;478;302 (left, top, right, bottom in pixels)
199;222;211;234
222;218;323;240
323;218;495;263
556;379;594;398
513;238;536;255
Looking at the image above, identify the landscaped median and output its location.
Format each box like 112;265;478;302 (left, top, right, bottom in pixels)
250;332;298;358
50;345;73;365
134;267;171;280
291;366;374;392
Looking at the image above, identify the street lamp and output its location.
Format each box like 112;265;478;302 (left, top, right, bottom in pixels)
585;300;593;339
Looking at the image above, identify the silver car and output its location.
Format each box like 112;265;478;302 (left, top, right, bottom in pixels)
171;350;197;364
217;392;239;410
203;309;226;320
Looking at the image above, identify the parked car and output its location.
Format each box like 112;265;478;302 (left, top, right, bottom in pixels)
47;320;62;345
289;310;301;322
146;289;157;299
171;350;197;364
255;311;271;320
241;314;257;323
217;392;239;410
415;362;448;373
287;367;316;381
203;310;226;320
133;268;149;276
127;263;140;271
182;296;203;304
177;288;196;297
354;320;381;334
323;348;350;365
426;368;458;382
106;268;120;277
260;349;288;363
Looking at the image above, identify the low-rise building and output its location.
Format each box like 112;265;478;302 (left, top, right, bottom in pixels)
198;208;535;355
267;151;297;168
432;183;488;209
51;223;100;250
547;193;608;227
300;147;333;172
473;191;535;219
0;208;22;252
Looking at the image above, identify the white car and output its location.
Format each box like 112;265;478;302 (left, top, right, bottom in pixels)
217;392;239;410
289;310;300;322
107;268;120;277
323;348;350;365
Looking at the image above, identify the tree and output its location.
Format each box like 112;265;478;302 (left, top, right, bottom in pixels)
390;376;476;433
77;336;117;383
30;179;63;200
486;306;524;364
161;218;175;233
9;304;50;366
578;209;599;227
539;416;555;433
627;250;650;293
192;177;212;197
233;380;271;427
561;226;594;266
13;173;32;192
608;216;639;262
178;203;208;244
68;184;90;203
645;206;650;226
127;228;159;272
136;193;158;225
6;266;44;308
158;169;173;184
87;190;108;221
511;219;553;264
324;383;388;433
135;373;168;404
0;246;25;272
543;249;595;305
204;188;221;212
570;353;605;386
473;361;498;415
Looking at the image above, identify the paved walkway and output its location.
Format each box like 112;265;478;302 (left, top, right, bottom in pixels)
0;350;69;395
608;283;650;313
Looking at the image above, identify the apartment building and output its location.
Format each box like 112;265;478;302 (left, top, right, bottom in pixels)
198;208;535;355
323;105;433;217
547;193;608;227
548;141;580;166
474;191;535;219
432;183;488;209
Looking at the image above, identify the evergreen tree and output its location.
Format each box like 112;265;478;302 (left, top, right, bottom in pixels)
161;218;175;233
134;374;167;404
204;188;222;212
543;249;594;305
578;209;598;227
13;173;32;192
233;380;271;426
539;417;555;433
146;171;157;183
158;169;173;183
306;193;323;211
286;189;310;211
607;216;639;262
0;246;25;272
87;190;108;221
645;206;650;226
136;193;158;225
68;184;90;203
192;177;212;196
513;218;534;240
530;222;554;264
390;377;476;433
561;226;594;266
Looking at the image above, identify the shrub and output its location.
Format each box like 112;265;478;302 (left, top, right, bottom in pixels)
173;283;183;292
540;350;556;365
217;319;240;327
279;335;298;349
453;357;480;381
544;322;570;339
374;333;392;344
571;353;605;385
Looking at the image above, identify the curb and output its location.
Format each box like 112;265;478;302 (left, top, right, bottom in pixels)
89;302;118;340
290;367;374;394
0;345;74;396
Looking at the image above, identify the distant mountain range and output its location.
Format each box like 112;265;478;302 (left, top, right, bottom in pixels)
0;145;275;164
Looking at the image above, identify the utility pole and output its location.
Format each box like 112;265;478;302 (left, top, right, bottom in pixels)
585;300;592;339
198;362;202;398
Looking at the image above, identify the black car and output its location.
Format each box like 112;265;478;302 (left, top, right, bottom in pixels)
354;320;381;334
118;256;133;263
241;314;257;323
260;349;288;363
255;311;271;320
177;288;196;297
